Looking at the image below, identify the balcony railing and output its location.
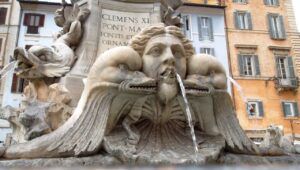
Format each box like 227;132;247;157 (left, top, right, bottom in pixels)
183;0;226;6
274;77;299;90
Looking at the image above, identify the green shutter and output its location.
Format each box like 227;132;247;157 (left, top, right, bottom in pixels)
293;102;299;117
208;17;214;41
258;101;264;117
264;0;268;5
197;17;203;41
234;11;239;29
275;57;282;77
279;15;286;39
275;0;280;6
287;57;295;78
254;55;260;75
233;0;237;2
238;54;245;76
247;12;252;30
282;102;288;117
267;13;276;39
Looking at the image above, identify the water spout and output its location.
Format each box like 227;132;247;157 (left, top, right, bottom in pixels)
227;76;253;116
0;61;17;80
176;73;199;154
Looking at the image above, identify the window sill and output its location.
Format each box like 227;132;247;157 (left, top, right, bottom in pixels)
235;28;252;31
248;117;263;120
270;37;286;41
25;33;40;36
265;5;280;8
234;2;248;5
284;117;299;120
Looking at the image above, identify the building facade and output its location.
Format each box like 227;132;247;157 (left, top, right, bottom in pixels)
179;0;231;91
0;0;61;144
226;0;300;140
1;0;61;108
0;0;20;146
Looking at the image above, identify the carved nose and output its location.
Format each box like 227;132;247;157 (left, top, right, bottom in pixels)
163;48;175;66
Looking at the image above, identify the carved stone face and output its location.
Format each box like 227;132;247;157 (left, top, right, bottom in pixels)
142;34;187;82
142;34;187;103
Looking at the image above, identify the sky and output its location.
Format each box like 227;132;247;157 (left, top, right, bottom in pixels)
292;0;300;31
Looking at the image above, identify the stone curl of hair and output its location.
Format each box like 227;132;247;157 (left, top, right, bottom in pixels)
129;25;195;58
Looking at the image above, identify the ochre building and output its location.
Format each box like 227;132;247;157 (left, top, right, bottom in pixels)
225;0;299;140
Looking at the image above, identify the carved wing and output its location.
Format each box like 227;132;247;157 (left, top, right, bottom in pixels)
47;86;117;156
212;90;258;154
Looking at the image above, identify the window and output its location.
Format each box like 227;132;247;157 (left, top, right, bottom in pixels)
233;0;248;3
197;16;214;41
282;102;299;117
182;14;191;40
11;74;29;93
264;0;279;6
238;54;260;76
275;56;295;79
200;48;215;56
247;101;264;117
234;11;252;30
23;13;45;34
0;7;7;25
267;13;286;40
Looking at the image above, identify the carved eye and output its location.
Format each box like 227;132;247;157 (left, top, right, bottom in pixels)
172;48;184;58
148;46;162;57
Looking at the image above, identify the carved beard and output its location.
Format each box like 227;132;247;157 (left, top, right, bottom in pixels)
157;82;178;104
157;68;178;104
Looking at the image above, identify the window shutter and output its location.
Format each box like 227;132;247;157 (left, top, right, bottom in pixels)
211;48;215;56
200;48;204;53
275;0;280;6
293;102;299;117
39;15;45;27
238;54;245;76
275;57;282;77
0;8;7;25
208;17;214;41
23;13;30;26
234;11;239;29
287;57;295;78
279;15;286;39
247;12;252;30
197;17;203;41
0;38;2;53
182;15;188;36
11;74;18;93
258;101;264;117
282;102;288;117
267;14;275;39
264;0;268;5
233;0;237;2
254;55;260;75
246;103;251;116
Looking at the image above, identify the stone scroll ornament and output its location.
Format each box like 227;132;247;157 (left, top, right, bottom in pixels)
0;25;258;164
0;1;90;144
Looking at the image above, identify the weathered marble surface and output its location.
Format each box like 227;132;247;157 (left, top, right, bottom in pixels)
219;153;300;165
1;153;300;168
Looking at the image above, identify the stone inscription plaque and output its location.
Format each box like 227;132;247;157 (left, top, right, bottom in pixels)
98;9;151;54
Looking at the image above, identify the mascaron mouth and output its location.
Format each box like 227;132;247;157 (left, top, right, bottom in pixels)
159;68;176;83
184;85;211;94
